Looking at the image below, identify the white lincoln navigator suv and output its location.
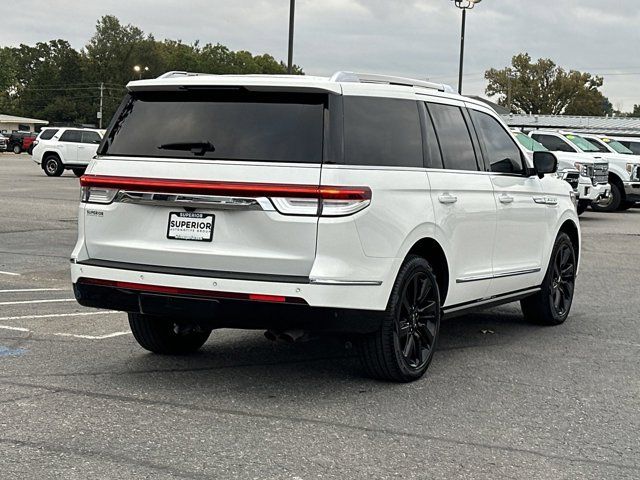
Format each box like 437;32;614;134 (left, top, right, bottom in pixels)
71;71;580;382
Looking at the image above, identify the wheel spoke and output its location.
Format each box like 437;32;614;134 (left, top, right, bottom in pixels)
417;300;436;315
403;334;415;359
417;321;435;346
417;278;432;304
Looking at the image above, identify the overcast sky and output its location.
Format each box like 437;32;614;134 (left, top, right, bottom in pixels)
2;0;639;110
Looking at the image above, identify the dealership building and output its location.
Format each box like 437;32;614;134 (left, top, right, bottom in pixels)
0;114;49;134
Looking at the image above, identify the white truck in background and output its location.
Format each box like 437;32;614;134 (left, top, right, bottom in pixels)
529;130;610;215
580;134;640;211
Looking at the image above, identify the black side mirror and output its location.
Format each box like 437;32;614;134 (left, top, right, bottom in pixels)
532;151;557;179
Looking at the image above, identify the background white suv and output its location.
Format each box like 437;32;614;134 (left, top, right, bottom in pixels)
71;71;580;382
32;127;104;177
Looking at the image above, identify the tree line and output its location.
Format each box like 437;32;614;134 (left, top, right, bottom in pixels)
1;16;637;125
0;15;300;126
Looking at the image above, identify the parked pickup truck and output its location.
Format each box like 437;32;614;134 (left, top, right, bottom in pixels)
580;134;640;211
529;130;610;215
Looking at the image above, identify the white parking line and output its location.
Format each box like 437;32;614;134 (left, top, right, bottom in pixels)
53;331;131;340
0;325;30;332
0;311;119;321
0;271;20;276
0;298;76;306
0;288;69;293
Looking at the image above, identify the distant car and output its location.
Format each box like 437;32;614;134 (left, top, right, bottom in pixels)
611;136;640;155
0;134;7;152
32;127;104;177
7;131;36;154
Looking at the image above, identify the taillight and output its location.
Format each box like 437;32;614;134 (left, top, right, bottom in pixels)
79;175;371;217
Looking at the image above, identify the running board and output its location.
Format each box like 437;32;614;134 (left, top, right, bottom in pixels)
442;287;541;319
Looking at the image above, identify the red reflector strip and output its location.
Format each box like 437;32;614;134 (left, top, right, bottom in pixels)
80;175;371;201
77;278;305;304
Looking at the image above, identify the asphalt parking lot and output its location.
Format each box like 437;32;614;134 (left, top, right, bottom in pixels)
0;152;638;479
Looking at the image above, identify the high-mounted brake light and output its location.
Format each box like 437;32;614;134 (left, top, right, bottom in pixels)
79;175;371;216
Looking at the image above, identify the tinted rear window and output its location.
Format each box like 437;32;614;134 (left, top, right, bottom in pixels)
101;91;326;163
39;129;58;140
343;97;423;168
59;130;83;143
428;103;478;171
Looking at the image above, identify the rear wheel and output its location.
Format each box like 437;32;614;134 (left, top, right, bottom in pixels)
43;155;63;177
72;168;86;177
591;182;622;212
358;255;441;382
521;232;576;326
128;313;212;354
12;145;21;154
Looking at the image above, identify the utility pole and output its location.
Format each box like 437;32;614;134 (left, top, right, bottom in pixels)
287;0;295;74
507;70;512;113
98;82;104;129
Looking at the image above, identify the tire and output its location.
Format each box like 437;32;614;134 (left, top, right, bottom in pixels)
43;155;63;177
576;201;589;215
357;255;441;382
128;313;212;354
521;232;576;326
12;145;21;154
73;168;86;177
591;182;622;212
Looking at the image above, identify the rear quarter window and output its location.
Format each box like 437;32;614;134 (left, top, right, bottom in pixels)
101;91;326;163
343;96;423;168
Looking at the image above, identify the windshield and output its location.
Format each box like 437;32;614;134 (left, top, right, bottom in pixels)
514;132;548;152
602;138;634;155
564;134;600;153
101;90;326;163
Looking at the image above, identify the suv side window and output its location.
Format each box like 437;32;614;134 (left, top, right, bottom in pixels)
428;103;478;171
39;129;58;140
531;134;574;152
59;130;83;143
343;96;423;168
82;131;102;144
469;110;524;174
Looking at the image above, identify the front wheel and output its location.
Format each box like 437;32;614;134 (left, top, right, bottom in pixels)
12;145;21;154
357;255;441;382
521;232;576;326
43;155;63;177
591;183;622;212
128;313;212;354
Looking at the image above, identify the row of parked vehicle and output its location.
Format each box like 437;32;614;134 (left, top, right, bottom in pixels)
0;131;38;154
512;129;640;214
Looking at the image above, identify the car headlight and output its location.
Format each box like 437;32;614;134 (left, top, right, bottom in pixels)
574;162;592;177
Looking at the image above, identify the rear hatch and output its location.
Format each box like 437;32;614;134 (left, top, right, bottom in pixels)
82;87;329;278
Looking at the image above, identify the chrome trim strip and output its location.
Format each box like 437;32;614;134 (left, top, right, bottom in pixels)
309;279;383;286
115;190;274;211
456;267;541;284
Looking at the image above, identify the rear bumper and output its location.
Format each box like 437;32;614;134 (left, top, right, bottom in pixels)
623;182;640;202
70;261;389;312
72;277;383;334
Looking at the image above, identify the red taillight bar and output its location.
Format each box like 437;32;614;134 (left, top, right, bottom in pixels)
77;278;305;304
80;175;371;201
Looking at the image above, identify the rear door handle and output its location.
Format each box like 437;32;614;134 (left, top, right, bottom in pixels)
498;193;514;204
438;193;458;204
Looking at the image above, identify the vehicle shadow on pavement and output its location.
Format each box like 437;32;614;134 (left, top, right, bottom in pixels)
112;304;539;388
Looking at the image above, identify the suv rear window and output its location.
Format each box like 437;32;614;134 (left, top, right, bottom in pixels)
101;91;326;163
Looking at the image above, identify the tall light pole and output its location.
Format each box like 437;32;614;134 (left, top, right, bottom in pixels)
133;65;149;80
451;0;482;94
287;0;295;74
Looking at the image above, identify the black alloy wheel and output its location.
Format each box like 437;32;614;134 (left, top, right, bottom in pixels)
521;232;576;326
358;255;441;382
395;270;439;370
549;242;575;318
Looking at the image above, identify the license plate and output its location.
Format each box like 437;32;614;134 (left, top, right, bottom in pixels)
167;212;214;242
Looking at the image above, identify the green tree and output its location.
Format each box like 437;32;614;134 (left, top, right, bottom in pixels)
485;53;607;115
628;105;640;118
